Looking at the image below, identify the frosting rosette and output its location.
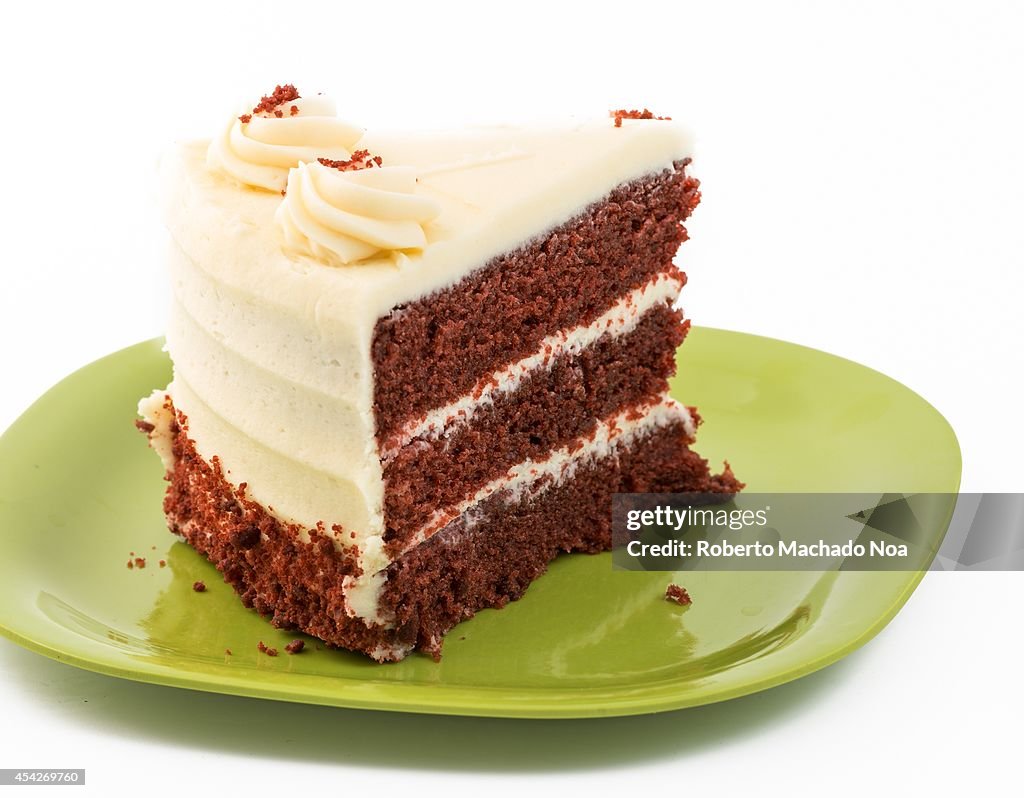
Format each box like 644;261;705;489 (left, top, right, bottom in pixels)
275;157;441;266
207;89;363;192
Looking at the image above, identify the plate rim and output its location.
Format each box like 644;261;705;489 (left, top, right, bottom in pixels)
0;331;962;719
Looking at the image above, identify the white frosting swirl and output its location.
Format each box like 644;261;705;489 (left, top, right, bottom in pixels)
275;161;441;266
206;95;363;192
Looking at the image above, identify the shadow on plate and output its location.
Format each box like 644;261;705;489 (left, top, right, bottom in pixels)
0;638;859;773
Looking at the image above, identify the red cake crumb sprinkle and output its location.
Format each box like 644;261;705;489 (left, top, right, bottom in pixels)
318;149;383;172
158;560;166;568
285;639;305;654
610;108;671;127
239;84;301;123
135;419;155;434
126;560;133;569
665;584;692;605
134;557;146;569
257;641;278;657
192;580;206;592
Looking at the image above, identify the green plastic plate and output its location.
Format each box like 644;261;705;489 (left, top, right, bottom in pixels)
0;329;960;718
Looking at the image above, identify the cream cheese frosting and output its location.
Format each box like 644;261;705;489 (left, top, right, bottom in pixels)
206;92;362;192
276;160;441;265
149;113;695;622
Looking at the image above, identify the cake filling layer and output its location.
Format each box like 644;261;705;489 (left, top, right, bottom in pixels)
381;271;685;458
382;300;688;546
404;395;694;553
347;394;696;623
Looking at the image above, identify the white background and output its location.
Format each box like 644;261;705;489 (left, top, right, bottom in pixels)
1;1;1021;795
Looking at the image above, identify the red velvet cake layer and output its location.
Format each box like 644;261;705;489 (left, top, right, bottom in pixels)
381;302;688;549
371;159;699;442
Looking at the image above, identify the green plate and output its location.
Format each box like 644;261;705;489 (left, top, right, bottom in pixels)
0;329;960;718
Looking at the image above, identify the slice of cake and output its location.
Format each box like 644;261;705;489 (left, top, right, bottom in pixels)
138;86;740;662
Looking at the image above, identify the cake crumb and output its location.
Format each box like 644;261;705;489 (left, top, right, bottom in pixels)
225;648;232;656
192;580;206;592
135;419;155;434
233;524;261;550
159;560;166;568
134;557;146;569
257;641;278;657
285;639;305;654
318;149;383;172
610;108;671;127
240;84;301;123
665;584;692;606
126;560;133;569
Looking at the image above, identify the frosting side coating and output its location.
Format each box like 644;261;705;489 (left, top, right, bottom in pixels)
166;374;382;541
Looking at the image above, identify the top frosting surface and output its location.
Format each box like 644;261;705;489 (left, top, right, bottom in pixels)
168;116;695;325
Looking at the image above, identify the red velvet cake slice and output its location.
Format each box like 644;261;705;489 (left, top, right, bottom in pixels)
137;88;740;661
